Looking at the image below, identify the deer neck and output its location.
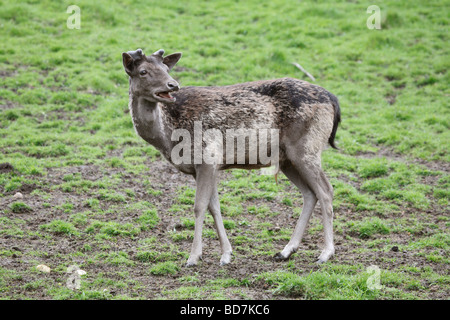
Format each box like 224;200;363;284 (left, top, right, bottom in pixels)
129;94;173;159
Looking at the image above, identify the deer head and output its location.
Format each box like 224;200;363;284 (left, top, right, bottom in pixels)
122;48;182;103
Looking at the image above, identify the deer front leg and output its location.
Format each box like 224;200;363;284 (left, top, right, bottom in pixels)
186;165;217;267
208;185;232;266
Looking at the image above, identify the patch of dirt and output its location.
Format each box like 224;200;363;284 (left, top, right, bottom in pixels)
0;101;20;110
0;162;14;173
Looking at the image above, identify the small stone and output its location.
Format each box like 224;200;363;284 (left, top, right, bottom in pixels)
36;264;51;273
75;269;86;276
13;192;23;199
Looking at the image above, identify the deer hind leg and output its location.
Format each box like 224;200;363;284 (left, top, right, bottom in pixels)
314;169;335;263
208;184;232;266
283;143;335;263
296;159;335;263
274;162;317;261
186;165;217;267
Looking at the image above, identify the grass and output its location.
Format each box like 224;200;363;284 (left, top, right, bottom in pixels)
9;201;32;213
347;217;391;239
0;0;448;300
149;261;180;276
40;220;80;236
258;267;381;299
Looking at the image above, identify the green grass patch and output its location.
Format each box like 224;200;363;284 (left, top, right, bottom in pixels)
9;201;32;213
40;220;79;236
347;217;391;239
258;268;381;299
149;261;180;276
85;220;140;238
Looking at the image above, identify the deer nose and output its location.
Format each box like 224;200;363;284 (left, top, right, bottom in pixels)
167;81;179;91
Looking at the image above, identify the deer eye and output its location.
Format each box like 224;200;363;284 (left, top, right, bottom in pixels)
139;70;147;75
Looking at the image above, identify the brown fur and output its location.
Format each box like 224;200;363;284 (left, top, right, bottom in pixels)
163;78;337;131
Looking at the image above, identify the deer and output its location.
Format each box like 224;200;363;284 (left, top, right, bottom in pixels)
122;48;341;267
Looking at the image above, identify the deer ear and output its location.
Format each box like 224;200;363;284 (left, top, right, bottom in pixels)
163;53;182;71
122;49;145;75
122;52;135;75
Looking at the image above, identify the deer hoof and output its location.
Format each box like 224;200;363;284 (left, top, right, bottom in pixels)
219;253;232;266
185;255;202;267
316;248;334;264
273;252;289;261
185;262;197;268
